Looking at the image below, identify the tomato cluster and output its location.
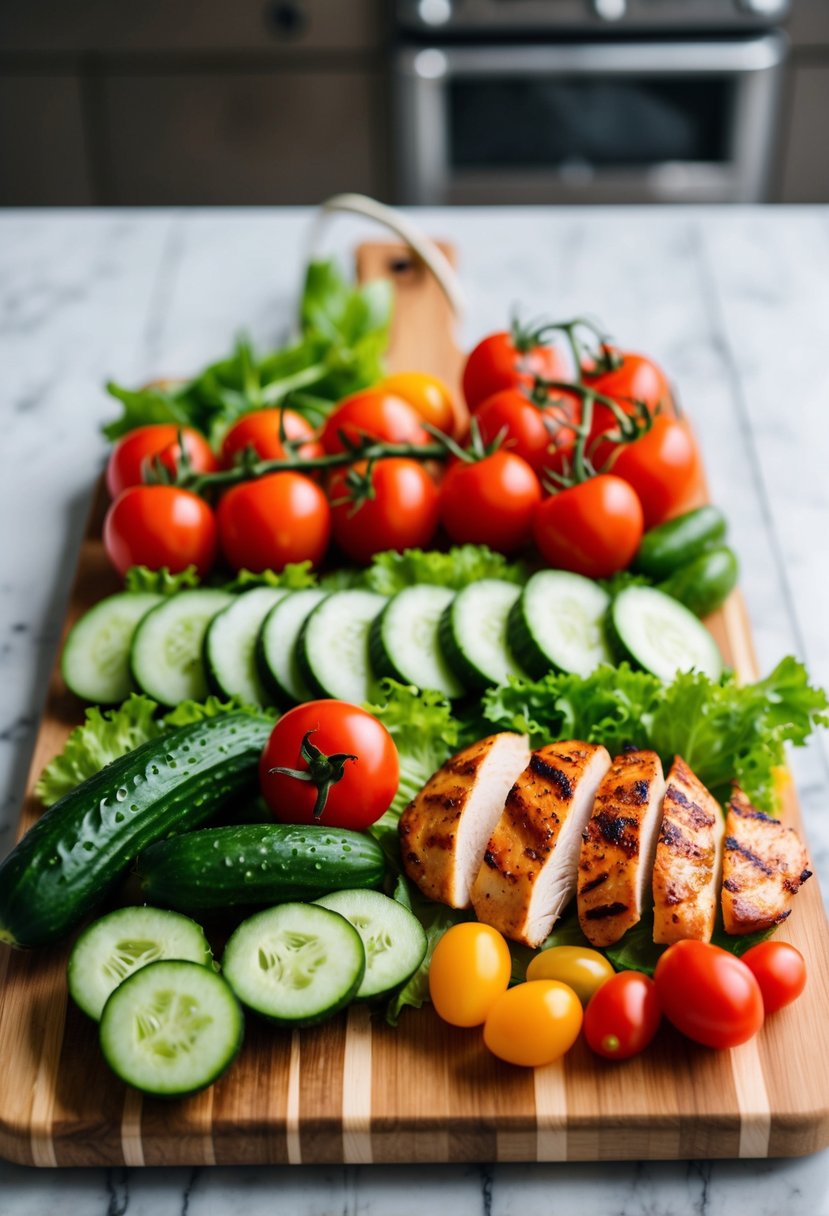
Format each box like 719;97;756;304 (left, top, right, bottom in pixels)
101;323;703;583
428;926;806;1069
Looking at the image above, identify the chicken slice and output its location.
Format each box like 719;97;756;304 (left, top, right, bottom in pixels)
470;740;612;947
577;749;666;948
721;789;812;935
399;732;530;908
652;756;724;945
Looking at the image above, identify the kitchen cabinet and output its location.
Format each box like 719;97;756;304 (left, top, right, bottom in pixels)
0;74;92;205
779;63;829;201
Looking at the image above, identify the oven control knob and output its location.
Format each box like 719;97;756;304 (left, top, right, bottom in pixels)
591;0;627;21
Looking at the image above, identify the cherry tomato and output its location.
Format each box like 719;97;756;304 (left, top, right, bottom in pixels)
583;971;662;1060
103;485;217;578
526;946;615;1006
440;451;542;555
380;372;456;434
217;471;330;572
220;408;323;468
329;458;440;564
584;351;673;470
321;390;430;455
609;415;702;529
463;330;570;412
741;941;807;1015
654;940;764;1049
259;700;399;830
533;475;644;579
429;923;512;1027
106;424;217;499
475;388;580;478
484;981;583;1067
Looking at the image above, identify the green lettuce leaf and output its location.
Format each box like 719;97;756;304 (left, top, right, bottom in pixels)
483;657;828;813
364;545;527;596
35;694;267;807
35;694;164;806
221;563;318;593
124;565;201;595
604;911;775;976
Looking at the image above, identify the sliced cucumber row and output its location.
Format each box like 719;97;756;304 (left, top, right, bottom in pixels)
62;564;724;711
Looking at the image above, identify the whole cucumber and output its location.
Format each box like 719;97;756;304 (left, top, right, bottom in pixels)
136;823;386;912
635;506;727;579
658;546;739;619
0;713;271;948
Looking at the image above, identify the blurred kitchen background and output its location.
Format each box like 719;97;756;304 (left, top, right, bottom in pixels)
1;0;827;208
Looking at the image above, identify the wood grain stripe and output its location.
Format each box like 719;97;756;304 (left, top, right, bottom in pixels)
120;1088;144;1166
534;1059;568;1161
341;1005;373;1164
731;1037;771;1157
29;990;68;1167
285;1031;302;1164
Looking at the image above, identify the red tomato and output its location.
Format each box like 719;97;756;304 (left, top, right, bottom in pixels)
106;424;217;498
217;472;330;573
463;330;570;412
609;415;703;528
475;388;580;478
220;409;323;468
440;451;542;555
533;475;644;579
583;971;662;1060
259;700;399;829
321;390;430;455
380;372;456;434
329;458;440;564
584;351;673;470
103;485;217;577
741;942;807;1016
654;941;764;1049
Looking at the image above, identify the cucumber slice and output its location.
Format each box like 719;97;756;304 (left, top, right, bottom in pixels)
62;592;162;703
609;585;724;682
438;579;527;692
369;585;464;698
68;905;213;1021
221;902;365;1026
99;959;243;1096
297;590;386;704
507;570;612;678
204;587;289;707
256;589;328;705
131;589;233;705
314;889;427;999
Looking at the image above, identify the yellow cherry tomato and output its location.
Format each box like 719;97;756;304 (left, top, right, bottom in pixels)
429;922;511;1026
381;372;456;434
525;946;615;1006
483;981;583;1068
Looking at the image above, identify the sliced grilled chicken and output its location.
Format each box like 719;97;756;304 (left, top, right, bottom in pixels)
652;756;724;945
399;732;530;908
470;740;612;947
577;749;666;948
721;789;812;935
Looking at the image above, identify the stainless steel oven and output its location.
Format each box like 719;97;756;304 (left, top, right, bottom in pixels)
393;1;789;204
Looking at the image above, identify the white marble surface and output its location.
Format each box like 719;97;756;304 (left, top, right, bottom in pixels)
1;206;828;1214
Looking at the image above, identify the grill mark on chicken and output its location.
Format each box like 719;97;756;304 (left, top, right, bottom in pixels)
592;810;639;856
579;874;607;894
529;755;573;800
721;791;812;934
584;901;628;920
724;835;775;877
660;818;705;859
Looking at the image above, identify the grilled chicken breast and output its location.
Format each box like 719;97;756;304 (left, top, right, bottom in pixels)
652;756;724;945
399;732;530;908
721;789;812;935
577;749;666;948
470;741;612;947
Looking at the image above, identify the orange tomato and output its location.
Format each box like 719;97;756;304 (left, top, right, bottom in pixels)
429;923;511;1027
381;372;456;434
483;981;583;1067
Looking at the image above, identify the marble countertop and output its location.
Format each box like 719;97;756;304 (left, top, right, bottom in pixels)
1;206;828;1214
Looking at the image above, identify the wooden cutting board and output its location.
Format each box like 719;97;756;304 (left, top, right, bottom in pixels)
1;243;828;1168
